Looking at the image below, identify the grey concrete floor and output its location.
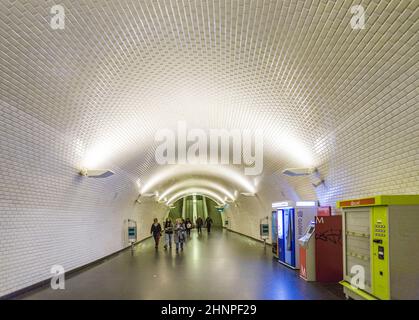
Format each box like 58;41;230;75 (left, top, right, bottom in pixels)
19;229;344;300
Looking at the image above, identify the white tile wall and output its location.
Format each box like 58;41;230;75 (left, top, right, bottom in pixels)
226;102;419;239
0;102;168;297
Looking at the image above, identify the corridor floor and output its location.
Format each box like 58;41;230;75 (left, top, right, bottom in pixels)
19;229;344;300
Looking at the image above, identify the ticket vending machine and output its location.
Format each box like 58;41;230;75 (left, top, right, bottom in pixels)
338;195;419;300
298;206;343;282
298;222;316;281
272;201;317;269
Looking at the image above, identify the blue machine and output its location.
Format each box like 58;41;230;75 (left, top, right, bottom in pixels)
277;207;296;267
272;201;317;269
271;211;278;258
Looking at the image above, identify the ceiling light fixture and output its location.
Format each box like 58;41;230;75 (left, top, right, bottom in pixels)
311;177;325;188
79;168;114;178
240;192;256;197
141;193;156;197
282;167;317;176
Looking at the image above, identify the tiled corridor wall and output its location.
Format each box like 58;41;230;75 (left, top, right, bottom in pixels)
225;98;419;241
224;175;301;243
0;102;167;297
1;97;418;297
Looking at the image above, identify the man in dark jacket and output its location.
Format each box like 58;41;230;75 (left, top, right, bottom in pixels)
205;217;213;233
150;218;162;249
196;217;203;234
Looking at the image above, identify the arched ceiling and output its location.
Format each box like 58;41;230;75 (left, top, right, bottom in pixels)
1;0;416;203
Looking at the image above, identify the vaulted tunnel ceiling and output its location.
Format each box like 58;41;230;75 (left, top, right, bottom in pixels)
1;0;417;203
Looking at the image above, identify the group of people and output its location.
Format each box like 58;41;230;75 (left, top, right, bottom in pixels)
150;216;214;253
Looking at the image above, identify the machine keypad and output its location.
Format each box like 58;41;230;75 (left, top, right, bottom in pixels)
374;223;386;238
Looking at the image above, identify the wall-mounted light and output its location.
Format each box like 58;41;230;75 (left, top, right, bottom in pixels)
141;193;156;197
312;178;325;188
310;170;325;188
80;168;114;178
282;167;317;176
240;192;255;197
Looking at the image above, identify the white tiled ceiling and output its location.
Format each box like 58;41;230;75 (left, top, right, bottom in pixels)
0;0;418;200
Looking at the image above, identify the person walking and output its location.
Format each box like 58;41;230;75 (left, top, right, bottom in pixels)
205;216;213;233
196;216;203;234
163;218;174;250
181;218;187;243
185;218;192;237
174;218;185;253
150;218;162;249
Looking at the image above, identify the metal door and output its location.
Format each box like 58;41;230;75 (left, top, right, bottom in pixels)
284;208;296;266
271;211;278;256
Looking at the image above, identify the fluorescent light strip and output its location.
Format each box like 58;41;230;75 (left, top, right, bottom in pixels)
167;187;225;206
158;178;235;202
141;165;256;195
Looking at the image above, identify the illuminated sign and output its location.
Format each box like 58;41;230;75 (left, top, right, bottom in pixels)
339;197;375;207
296;201;317;207
272;201;289;208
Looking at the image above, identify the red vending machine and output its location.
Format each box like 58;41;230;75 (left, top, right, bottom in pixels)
315;207;343;282
298;222;316;281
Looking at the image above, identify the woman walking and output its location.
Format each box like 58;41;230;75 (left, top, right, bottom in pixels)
174;218;186;253
150;218;162;249
163;218;174;250
185;218;192;237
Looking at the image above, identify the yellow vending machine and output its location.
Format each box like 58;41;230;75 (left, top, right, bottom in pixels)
337;195;419;300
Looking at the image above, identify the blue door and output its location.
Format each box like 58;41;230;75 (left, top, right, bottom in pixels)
283;208;296;267
277;209;285;262
271;211;278;257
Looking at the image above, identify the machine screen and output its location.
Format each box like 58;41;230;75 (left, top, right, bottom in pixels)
277;210;283;239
